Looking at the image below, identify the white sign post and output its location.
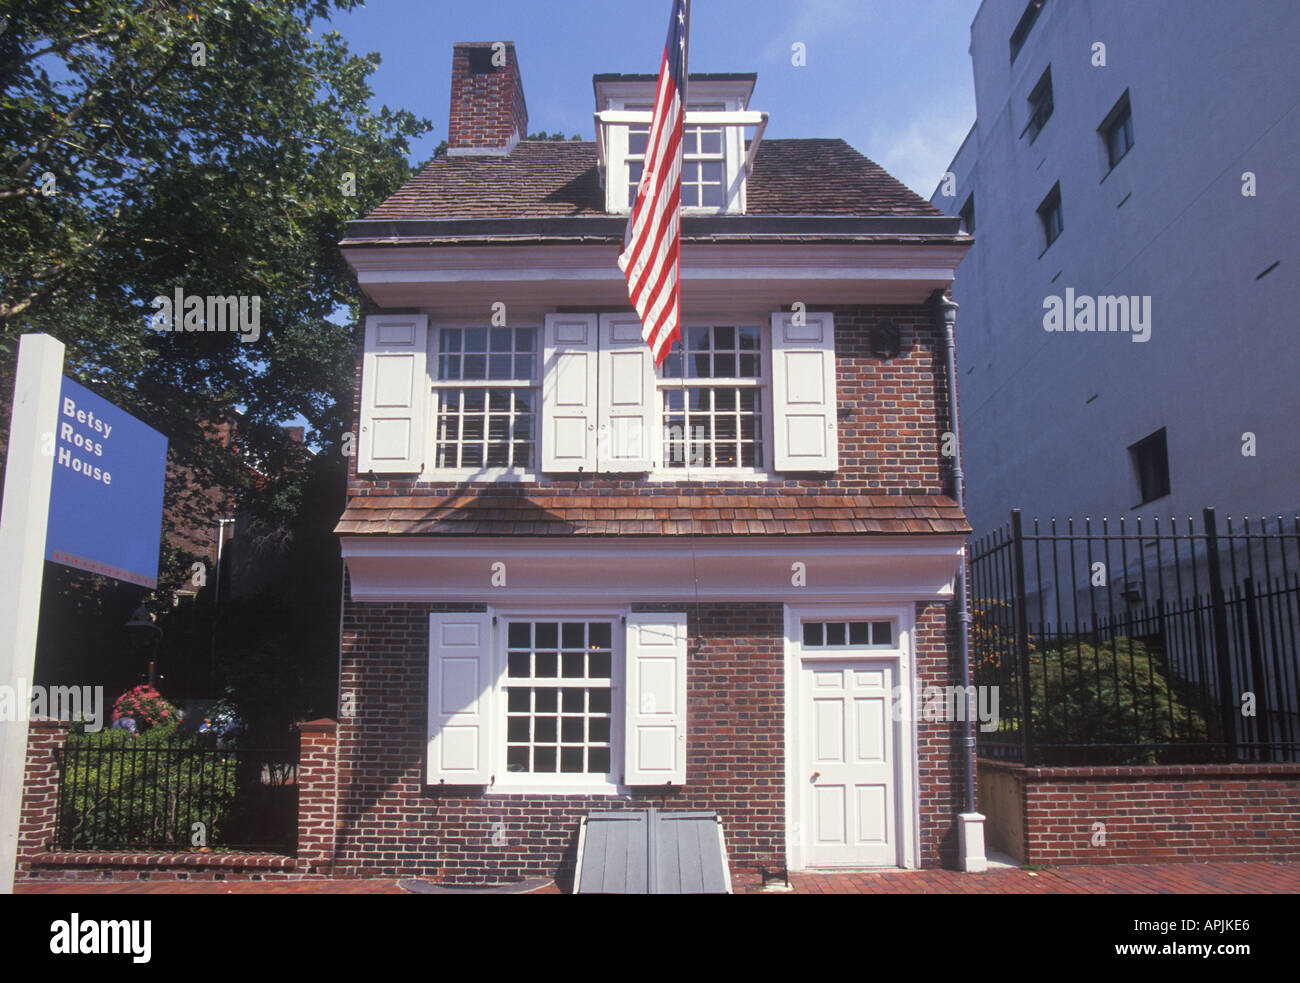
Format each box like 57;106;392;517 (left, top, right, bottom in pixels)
0;333;65;894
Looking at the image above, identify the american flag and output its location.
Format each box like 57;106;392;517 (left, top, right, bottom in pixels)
617;0;689;367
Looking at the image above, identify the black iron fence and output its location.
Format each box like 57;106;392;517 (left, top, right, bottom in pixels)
970;508;1300;765
54;732;298;853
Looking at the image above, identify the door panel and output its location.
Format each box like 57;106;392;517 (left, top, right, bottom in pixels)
802;661;898;867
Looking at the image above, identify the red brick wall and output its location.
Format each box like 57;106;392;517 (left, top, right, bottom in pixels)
16;718;67;873
345;302;952;501
447;42;528;150
915;600;964;867
335;591;964;882
16;719;326;883
335;599;788;885
981;760;1300;865
297;719;338;875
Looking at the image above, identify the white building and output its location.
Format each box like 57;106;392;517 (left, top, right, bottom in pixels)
932;0;1300;537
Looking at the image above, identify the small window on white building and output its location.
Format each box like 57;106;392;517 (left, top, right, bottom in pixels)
959;193;975;234
1101;91;1134;170
1009;0;1047;63
1129;428;1170;505
1023;66;1053;143
1037;182;1063;250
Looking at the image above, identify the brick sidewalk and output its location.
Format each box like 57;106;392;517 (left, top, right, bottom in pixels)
14;862;1300;894
767;862;1300;894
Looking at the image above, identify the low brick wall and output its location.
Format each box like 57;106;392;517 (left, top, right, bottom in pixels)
25;852;300;883
979;758;1300;865
15;717;340;884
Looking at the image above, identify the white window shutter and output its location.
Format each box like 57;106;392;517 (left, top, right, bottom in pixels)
359;314;428;474
597;313;656;471
542;313;598;473
770;311;838;472
624;613;688;786
427;612;493;785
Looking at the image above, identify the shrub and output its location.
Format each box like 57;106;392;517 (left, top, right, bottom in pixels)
58;726;239;850
1027;637;1212;763
110;685;179;732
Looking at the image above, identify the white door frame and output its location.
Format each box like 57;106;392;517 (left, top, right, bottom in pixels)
783;602;920;871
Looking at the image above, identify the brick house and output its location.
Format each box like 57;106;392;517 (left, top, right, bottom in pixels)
332;41;974;885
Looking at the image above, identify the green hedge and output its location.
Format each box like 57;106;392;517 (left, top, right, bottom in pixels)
58;725;240;850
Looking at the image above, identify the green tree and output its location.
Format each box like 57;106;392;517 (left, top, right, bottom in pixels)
0;0;429;554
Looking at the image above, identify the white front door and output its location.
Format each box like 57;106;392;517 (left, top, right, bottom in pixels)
801;660;898;868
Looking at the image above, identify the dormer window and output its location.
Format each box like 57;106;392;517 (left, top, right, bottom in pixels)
594;74;766;216
627;105;727;210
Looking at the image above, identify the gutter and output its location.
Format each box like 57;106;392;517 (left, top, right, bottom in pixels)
933;291;977;818
341;214;964;244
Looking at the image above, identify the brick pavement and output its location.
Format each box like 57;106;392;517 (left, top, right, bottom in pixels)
14;862;1300;894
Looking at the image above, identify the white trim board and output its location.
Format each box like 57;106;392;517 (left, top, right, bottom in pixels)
782;602;920;872
341;534;965;604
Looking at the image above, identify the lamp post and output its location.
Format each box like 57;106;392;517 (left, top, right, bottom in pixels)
210;517;235;681
124;603;163;686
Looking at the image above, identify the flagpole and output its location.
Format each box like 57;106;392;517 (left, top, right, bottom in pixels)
682;0;691;105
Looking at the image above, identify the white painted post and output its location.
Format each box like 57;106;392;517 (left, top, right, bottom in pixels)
0;333;65;893
958;811;988;873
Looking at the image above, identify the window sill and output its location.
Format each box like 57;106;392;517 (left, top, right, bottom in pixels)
1099;145;1133;184
648;468;778;481
487;781;624;796
419;469;537;483
1131;493;1170;510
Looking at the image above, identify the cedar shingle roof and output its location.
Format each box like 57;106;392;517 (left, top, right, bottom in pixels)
361;139;943;222
334;493;969;537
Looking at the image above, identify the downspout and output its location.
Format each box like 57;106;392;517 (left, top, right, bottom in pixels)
933;290;976;816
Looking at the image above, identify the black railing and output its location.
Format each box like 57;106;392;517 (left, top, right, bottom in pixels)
970;508;1300;765
53;732;298;853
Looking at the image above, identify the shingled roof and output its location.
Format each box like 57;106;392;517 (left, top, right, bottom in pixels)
334;493;970;537
360;138;944;222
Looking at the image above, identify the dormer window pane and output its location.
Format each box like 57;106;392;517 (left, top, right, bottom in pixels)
685;161;725;208
627;161;644;208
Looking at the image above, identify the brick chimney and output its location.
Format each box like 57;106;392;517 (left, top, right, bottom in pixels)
447;41;528;155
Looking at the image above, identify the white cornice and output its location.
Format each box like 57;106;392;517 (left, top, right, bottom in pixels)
340;534;965;604
341;241;966;309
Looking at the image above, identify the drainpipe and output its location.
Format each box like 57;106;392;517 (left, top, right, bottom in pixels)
933;290;986;872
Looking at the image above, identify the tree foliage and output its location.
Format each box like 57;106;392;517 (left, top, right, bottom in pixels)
0;0;429;551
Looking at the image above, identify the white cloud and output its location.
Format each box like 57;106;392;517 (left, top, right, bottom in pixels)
762;0;879;62
867;114;972;198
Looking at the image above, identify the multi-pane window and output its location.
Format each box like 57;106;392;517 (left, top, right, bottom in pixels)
627;104;726;210
1102;92;1134;169
433;326;537;469
505;621;613;776
802;620;895;648
659;324;764;468
1037;182;1063;249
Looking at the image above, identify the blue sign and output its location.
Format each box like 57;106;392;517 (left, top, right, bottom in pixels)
45;378;167;588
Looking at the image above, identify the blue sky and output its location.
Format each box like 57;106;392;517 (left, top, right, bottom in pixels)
322;0;983;196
